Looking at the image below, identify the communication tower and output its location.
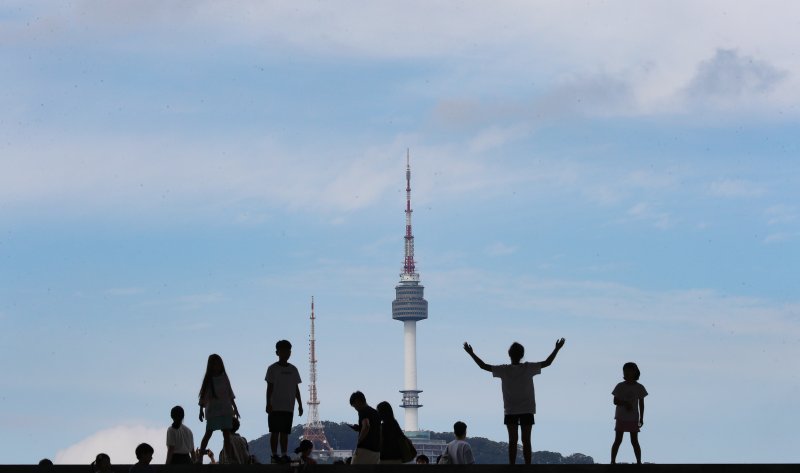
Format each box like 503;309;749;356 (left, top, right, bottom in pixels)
302;297;332;452
391;150;429;432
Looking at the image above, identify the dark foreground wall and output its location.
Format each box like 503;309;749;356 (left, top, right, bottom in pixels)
3;465;797;473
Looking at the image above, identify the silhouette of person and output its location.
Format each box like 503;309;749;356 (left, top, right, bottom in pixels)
265;339;303;464
295;439;317;465
376;401;409;464
464;338;565;464
166;405;195;464
441;421;474;464
38;458;54;466
219;417;253;464
91;453;113;473
611;362;647;464
348;391;381;464
415;454;430;464
129;443;154;473
197;354;240;464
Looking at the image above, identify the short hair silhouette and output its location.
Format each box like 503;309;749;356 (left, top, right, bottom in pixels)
349;391;366;405
38;458;53;466
135;443;154;459
623;362;641;380
416;454;430;464
453;421;467;437
508;342;524;363
276;340;292;351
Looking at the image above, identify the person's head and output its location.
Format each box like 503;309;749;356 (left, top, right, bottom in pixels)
415;454;430;464
295;439;314;456
623;362;640;381
231;416;241;433
349;391;367;409
376;401;395;422
276;339;292;362
38;458;54;466
135;443;154;465
92;453;111;470
206;353;225;376
508;342;525;363
170;405;184;429
453;421;467;439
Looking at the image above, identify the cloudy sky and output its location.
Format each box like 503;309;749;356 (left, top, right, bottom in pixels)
1;0;798;465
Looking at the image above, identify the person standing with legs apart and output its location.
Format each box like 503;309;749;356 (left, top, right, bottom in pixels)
197;354;240;464
611;362;647;464
265;339;303;464
464;338;565;465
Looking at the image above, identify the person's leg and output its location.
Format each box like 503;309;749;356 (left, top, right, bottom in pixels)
199;430;213;463
611;431;624;464
506;424;519;465
630;431;642;464
269;432;278;457
221;429;234;463
521;424;533;465
280;432;289;456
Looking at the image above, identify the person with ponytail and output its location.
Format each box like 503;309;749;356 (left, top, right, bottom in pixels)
166;405;196;464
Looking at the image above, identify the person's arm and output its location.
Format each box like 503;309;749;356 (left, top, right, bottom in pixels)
198;405;205;422
613;397;632;410
539;338;566;368
463;342;493;372
465;444;475;465
166;445;174;465
357;418;370;444
639;397;645;426
296;386;304;416
266;382;274;413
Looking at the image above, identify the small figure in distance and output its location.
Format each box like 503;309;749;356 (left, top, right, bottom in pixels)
611;362;648;465
348;391;381;464
415;454;430;464
376;401;414;464
166;405;195;464
440;421;474;464
295;439;317;465
197;353;240;464
129;443;154;473
464;338;566;465
38;458;54;466
91;453;113;473
265;339;303;464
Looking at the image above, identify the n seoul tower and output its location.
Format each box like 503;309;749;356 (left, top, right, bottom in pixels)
391;150;428;433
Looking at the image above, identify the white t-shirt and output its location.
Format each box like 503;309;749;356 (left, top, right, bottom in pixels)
166;424;195;455
445;439;475;465
265;362;302;412
491;362;542;415
612;381;648;421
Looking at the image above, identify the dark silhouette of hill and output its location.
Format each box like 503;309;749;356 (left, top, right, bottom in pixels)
247;421;593;464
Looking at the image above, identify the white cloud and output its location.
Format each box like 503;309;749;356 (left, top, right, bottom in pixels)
708;179;766;198
627;202;674;229
55;424;165;465
486;242;517;256
766;205;797;225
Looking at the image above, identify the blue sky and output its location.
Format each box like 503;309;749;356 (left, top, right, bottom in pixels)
1;0;798;465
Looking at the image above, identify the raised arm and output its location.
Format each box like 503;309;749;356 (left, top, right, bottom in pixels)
539;338;566;368
463;342;493;372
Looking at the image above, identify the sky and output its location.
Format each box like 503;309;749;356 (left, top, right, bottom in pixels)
1;0;799;465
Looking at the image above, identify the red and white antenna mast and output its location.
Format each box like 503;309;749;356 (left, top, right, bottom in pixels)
302;296;331;452
402;149;418;280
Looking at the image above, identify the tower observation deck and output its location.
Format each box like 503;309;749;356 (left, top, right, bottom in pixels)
392;150;428;432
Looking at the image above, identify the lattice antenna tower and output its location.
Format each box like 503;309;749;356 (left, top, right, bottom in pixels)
302;296;331;452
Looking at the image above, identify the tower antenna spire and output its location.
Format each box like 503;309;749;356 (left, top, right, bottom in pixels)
303;296;331;453
403;148;417;278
